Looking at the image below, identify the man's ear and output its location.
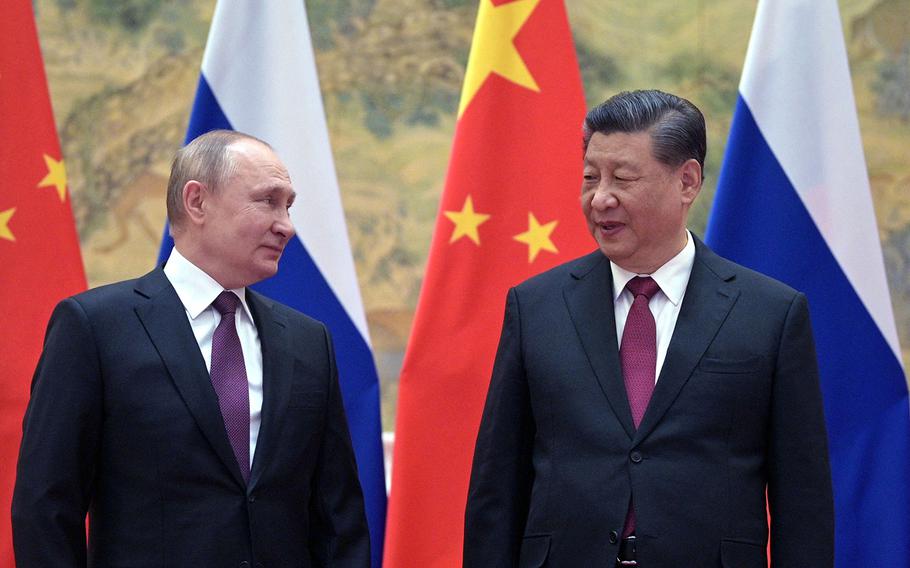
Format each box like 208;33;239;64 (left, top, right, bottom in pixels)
679;158;702;205
182;180;207;226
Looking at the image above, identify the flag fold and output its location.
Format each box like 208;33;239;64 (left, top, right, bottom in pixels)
705;1;910;565
0;0;87;562
157;3;386;565
384;1;591;565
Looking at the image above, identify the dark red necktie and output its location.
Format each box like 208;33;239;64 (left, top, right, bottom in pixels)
620;276;660;536
210;291;250;483
621;276;660;428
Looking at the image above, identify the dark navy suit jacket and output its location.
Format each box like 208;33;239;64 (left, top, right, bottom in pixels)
464;237;833;568
12;267;370;567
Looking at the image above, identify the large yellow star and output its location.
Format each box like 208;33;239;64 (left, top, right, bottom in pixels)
0;208;15;242
514;212;558;262
457;0;542;117
38;154;68;202
444;195;491;246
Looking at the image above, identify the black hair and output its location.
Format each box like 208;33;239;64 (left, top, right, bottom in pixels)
582;90;706;171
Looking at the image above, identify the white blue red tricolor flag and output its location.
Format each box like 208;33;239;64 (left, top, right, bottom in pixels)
157;2;386;565
705;1;909;565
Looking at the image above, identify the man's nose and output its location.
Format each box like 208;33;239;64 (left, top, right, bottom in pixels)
590;185;618;210
273;213;295;241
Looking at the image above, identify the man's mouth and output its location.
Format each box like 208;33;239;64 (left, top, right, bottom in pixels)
598;221;625;234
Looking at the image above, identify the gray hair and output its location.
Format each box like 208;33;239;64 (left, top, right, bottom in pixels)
582;90;706;172
165;129;272;228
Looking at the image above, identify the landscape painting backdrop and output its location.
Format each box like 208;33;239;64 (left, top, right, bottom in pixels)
34;0;910;428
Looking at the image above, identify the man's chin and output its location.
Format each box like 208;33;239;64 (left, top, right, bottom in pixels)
251;261;281;283
596;240;630;262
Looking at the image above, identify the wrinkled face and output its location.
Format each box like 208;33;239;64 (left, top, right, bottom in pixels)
200;140;296;288
581;130;698;273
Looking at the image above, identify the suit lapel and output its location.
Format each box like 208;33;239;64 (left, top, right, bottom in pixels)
133;268;247;488
633;239;740;443
246;291;292;489
563;252;636;439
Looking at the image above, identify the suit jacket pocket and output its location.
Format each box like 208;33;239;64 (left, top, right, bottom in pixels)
698;355;762;374
518;534;550;568
720;539;766;568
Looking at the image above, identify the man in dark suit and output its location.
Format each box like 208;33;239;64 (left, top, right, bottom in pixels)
464;90;833;567
12;130;370;567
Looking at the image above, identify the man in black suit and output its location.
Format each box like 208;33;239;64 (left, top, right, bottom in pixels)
12;130;370;567
464;90;833;567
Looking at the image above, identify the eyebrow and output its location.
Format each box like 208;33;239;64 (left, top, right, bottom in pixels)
255;187;297;203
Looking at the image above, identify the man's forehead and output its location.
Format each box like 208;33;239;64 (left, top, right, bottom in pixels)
257;160;292;180
585;131;653;161
228;141;291;178
229;138;278;163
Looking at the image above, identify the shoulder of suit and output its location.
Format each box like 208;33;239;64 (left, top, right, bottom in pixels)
64;270;158;313
512;250;604;293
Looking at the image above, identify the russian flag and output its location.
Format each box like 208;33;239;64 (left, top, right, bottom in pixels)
705;1;909;565
157;2;386;565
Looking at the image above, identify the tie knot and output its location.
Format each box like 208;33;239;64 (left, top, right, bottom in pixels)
212;291;240;316
626;276;660;300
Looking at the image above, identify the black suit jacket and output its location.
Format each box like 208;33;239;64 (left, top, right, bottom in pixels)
464;238;833;568
12;267;370;567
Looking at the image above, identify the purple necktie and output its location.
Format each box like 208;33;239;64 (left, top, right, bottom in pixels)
210;291;250;483
620;276;660;536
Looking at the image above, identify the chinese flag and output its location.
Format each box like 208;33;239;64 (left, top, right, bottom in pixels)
384;0;591;565
0;0;87;562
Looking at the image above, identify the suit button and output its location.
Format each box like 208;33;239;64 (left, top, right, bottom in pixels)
248;494;256;503
630;451;643;463
239;562;250;568
609;530;618;544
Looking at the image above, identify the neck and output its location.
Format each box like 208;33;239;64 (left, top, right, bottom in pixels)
616;230;689;274
172;241;238;290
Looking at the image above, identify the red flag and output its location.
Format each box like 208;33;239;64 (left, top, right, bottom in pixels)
384;0;590;565
0;0;87;562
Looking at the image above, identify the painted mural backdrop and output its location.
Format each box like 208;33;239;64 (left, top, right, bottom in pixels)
34;0;910;428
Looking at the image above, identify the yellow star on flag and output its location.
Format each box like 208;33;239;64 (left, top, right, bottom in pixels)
457;0;542;117
444;195;491;246
514;211;558;262
0;207;15;242
38;154;68;202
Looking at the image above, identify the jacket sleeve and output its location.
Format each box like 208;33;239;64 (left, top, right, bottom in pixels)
307;325;371;568
767;292;834;567
464;287;536;568
12;298;103;567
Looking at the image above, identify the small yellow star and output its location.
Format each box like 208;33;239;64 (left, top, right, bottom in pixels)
38;154;68;202
0;208;16;242
444;195;491;246
458;0;542;117
514;212;558;262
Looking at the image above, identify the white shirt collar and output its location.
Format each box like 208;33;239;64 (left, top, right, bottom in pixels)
610;230;696;306
163;247;254;322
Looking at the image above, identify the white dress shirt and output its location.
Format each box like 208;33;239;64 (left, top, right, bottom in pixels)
163;247;263;468
611;230;696;384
